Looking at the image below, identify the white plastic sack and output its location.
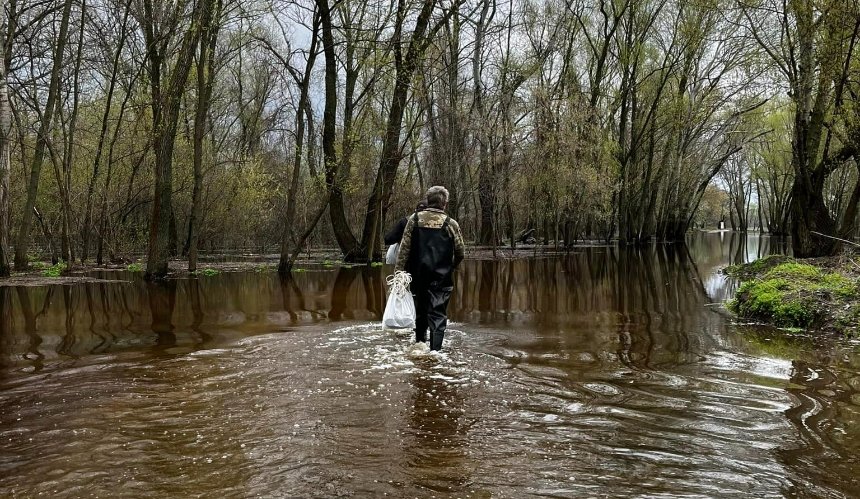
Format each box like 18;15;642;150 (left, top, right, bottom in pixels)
385;243;399;265
383;271;416;329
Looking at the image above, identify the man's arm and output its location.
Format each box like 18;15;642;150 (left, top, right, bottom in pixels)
394;216;415;272
450;219;465;268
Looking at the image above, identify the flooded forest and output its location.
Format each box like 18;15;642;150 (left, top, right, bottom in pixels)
3;0;860;496
0;0;858;274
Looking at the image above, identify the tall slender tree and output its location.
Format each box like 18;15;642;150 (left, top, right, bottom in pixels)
0;0;11;277
142;0;207;278
13;0;74;270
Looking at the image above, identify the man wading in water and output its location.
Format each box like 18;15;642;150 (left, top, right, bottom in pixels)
395;186;465;351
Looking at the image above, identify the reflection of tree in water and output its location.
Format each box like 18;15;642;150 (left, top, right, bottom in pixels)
277;275;302;323
359;266;384;317
0;287;42;370
328;266;385;321
187;278;212;345
329;268;358;321
4;287;50;371
402;371;471;493
453;243;720;367
147;280;177;347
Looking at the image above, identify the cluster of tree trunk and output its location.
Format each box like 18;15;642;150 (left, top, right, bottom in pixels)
0;0;858;280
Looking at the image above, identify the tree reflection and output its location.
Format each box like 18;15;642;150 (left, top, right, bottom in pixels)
147;280;177;347
15;287;45;371
329;267;358;321
359;266;384;317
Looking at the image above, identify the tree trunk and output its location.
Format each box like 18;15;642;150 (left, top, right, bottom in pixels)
358;0;453;261
0;0;9;277
316;0;359;259
143;0;204;279
791;175;837;257
60;0;86;265
188;0;222;272
13;0;73;270
278;10;320;276
97;71;139;265
475;0;495;245
82;0;132;262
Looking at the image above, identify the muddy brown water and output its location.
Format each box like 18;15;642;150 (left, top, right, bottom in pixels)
2;233;860;497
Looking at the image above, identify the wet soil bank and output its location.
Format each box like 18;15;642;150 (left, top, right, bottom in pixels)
725;253;860;335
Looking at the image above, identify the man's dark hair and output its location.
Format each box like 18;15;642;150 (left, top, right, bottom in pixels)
426;186;449;209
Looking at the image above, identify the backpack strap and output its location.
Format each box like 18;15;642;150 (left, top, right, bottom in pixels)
442;216;450;229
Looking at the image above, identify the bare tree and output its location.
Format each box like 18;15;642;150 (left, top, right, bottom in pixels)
13;0;74;270
142;0;209;278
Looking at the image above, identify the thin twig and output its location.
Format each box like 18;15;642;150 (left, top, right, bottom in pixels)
811;231;860;248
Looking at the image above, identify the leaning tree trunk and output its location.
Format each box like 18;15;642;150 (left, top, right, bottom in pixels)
278;10;320;276
358;0;454;262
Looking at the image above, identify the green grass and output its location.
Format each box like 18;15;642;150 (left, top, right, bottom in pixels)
41;260;68;278
127;262;143;272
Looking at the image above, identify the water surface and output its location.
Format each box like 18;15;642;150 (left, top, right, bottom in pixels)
2;233;859;497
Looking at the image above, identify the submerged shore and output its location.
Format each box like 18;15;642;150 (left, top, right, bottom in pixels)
725;254;860;335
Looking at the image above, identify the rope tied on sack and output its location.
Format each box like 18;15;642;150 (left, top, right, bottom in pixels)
386;270;412;298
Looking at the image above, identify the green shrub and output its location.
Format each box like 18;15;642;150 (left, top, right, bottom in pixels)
42;261;68;278
192;268;220;277
127;263;143;272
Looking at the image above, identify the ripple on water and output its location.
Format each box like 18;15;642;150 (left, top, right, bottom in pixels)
1;313;860;497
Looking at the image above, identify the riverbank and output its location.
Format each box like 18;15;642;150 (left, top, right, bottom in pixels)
725;254;860;334
0;243;612;286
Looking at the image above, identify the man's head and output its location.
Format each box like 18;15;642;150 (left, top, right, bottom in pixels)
425;186;449;210
416;200;427;211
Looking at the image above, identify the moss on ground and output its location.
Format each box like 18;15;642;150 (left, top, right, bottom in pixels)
723;254;791;280
728;258;860;333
